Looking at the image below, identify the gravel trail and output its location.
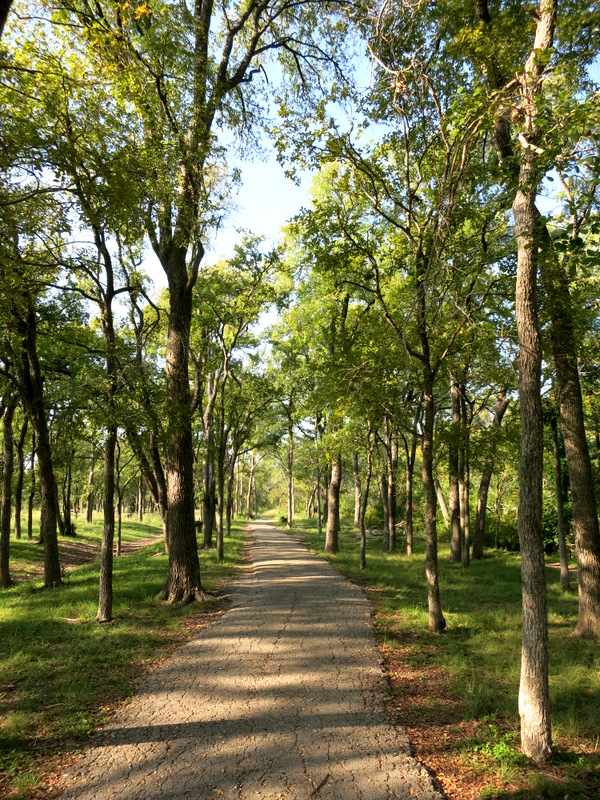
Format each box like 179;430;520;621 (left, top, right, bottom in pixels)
60;520;444;800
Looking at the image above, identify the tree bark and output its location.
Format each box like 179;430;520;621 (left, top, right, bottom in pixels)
16;302;62;587
325;449;341;554
459;388;471;568
352;452;361;528
544;249;600;635
287;422;294;529
512;0;555;762
449;378;461;561
85;440;95;524
27;431;35;540
434;478;449;525
473;391;510;559
551;415;571;592
97;426;116;622
0;397;16;588
359;426;374;570
13;414;28;540
161;246;203;604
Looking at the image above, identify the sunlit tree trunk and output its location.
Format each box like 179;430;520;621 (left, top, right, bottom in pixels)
325;448;341;554
449;378;461;561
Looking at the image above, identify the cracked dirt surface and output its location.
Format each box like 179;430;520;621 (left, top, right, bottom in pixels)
59;520;444;800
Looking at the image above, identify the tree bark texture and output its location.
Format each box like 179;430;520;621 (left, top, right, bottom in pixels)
163;248;203;603
17;304;62;587
0;398;16;588
551;416;571;592
353;452;361;528
544;254;600;635
473;391;509;559
97;426;116;622
449;378;461;561
512;0;556;762
325;449;341;554
13;415;28;540
287;425;294;529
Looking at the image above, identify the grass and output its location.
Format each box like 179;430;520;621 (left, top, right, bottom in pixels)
282;517;600;800
0;513;248;799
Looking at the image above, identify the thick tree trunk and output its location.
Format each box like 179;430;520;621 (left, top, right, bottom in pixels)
14;415;28;540
0;398;16;588
17;304;62;587
514;139;552;767
97;426;116;622
325;449;341;554
162;247;203;604
449;378;461;561
473;391;510;559
422;387;446;632
544;255;600;635
551;416;571;592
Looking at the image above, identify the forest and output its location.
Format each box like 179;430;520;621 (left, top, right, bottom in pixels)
1;0;600;793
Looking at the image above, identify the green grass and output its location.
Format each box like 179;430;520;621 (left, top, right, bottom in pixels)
0;516;247;798
284;517;600;800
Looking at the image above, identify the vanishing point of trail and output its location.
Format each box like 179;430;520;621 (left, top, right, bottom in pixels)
60;521;443;800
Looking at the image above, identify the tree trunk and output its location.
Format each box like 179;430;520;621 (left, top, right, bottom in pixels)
512;0;556;762
315;414;323;541
16;303;62;587
359;426;374;571
544;252;600;635
353;452;361;528
13;414;28;540
0;397;16;588
97;426;116;622
473;390;510;559
405;399;422;557
246;453;256;519
422;385;446;632
551;415;571;591
85;440;95;524
287;423;293;529
386;429;398;553
459;389;471;568
202;415;215;548
434;479;449;525
449;378;461;561
380;472;389;547
162;246;203;604
226;441;238;538
27;431;35;540
325;449;341;554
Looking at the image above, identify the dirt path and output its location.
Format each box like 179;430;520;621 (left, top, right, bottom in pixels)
59;520;443;800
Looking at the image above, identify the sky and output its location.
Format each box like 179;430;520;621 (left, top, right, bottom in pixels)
144;146;314;292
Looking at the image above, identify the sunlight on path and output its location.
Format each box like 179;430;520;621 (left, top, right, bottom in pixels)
60;521;443;800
